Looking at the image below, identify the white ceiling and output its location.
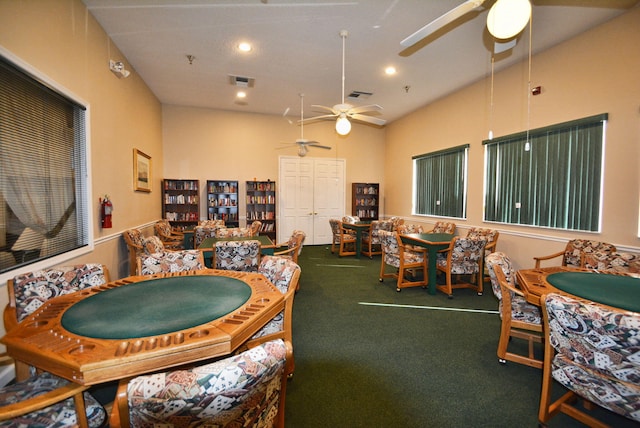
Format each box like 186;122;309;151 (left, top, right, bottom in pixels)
83;0;638;126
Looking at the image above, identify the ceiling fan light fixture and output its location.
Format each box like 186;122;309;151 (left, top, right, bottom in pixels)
336;115;351;135
487;0;531;40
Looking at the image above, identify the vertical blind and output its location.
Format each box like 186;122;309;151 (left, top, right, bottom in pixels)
483;114;606;231
0;56;89;273
413;145;468;218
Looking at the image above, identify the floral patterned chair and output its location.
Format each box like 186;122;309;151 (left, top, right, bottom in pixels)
141;235;166;254
249;220;263;236
435;237;486;298
466;227;500;283
341;215;360;224
154;220;183;250
582;251;640;275
194;225;224;248
110;339;293;428
533;238;616;268
378;230;427;292
123;228;145;276
246;256;301;372
137;250;205;275
485;252;543;369
199;219;225;227
273;230;306;264
0;371;106;428
362;219;394;258
215;227;252;238
429;221;456;234
214;240;261;271
539;293;640;427
4;264;109;427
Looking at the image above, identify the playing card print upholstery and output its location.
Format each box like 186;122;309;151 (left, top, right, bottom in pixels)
137;250;205;275
120;339;291;428
0;372;106;428
214;240;260;271
539;293;640;426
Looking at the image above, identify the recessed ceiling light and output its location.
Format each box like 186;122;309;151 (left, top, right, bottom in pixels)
238;42;252;52
385;66;397;75
237;91;247;98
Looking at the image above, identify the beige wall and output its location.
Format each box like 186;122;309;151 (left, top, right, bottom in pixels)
385;8;640;270
0;0;163;333
0;2;638;339
162;104;386;228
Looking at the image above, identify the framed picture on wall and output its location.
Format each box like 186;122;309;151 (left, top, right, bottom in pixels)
133;148;152;192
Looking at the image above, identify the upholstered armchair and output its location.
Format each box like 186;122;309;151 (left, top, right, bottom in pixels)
435;237;486;297
466;227;499;283
0;370;106;428
388;216;404;232
246;256;301;372
274;230;306;264
341;215;360;224
249;220;263;236
429;221;456;234
123;228;145;276
214;239;261;271
533;238;616;268
215;227;252;238
110;339;293;428
154;220;183;250
137;250;205;275
362;219;393;258
539;293;640;427
198;219;225;227
329;219;356;256
378;230;428;292
485;252;543;369
194;225;224;248
141;235;166;254
582;251;640;274
3;265;110;427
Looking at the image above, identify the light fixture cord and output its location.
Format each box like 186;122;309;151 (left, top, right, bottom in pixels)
300;93;304;140
489;54;495;140
341;31;346;105
525;14;532;151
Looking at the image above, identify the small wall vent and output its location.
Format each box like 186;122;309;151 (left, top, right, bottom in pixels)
228;75;255;88
347;90;372;100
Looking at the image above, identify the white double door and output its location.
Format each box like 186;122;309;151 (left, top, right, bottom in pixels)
278;156;345;245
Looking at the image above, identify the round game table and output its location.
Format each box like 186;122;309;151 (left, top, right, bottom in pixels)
1;270;284;385
517;266;640;312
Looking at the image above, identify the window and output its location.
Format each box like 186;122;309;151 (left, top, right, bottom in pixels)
413;145;468;218
0;55;90;274
483;114;606;232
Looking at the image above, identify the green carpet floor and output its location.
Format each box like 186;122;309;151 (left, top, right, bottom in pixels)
284;245;637;428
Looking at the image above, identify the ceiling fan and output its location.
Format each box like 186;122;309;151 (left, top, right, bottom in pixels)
304;30;386;136
288;93;331;157
400;0;532;48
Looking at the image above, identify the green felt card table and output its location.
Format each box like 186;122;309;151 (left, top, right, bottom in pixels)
399;233;455;295
1;269;284;386
341;221;371;259
517;266;640;312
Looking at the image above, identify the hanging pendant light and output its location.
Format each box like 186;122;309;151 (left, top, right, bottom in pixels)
336;114;351;135
487;0;531;40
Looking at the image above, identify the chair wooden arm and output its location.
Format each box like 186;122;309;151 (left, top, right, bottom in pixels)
110;379;131;428
533;250;565;268
0;375;89;427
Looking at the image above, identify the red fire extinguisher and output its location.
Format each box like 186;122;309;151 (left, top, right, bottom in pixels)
100;195;113;229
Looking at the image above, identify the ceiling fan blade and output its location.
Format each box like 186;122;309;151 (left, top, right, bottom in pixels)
400;0;486;47
311;104;339;115
308;143;331;150
351;114;386;126
299;114;336;124
349;104;383;114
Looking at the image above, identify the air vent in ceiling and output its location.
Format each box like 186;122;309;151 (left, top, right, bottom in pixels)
228;75;255;88
347;90;372;100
